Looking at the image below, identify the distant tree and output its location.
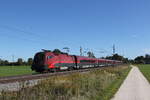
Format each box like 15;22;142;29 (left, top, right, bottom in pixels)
27;58;33;65
105;53;129;63
144;54;150;64
112;54;124;61
134;56;145;64
106;54;124;61
17;58;23;65
4;60;9;65
0;59;2;65
87;51;95;58
128;59;135;64
101;57;105;59
105;56;113;60
0;60;9;66
122;58;128;63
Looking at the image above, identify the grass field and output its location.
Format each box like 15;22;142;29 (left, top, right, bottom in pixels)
0;65;131;100
0;66;35;77
138;64;150;83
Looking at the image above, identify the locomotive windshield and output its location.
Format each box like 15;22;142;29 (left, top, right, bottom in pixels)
33;52;45;66
47;56;53;59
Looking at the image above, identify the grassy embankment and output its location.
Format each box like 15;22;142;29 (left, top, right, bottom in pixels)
0;65;131;100
0;66;34;77
138;64;150;82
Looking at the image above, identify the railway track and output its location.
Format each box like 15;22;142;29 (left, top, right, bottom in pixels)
0;66;107;84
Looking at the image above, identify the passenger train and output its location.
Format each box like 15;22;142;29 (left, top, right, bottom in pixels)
31;50;122;72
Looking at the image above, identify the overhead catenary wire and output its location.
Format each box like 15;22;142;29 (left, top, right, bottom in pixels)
0;25;41;37
0;25;52;45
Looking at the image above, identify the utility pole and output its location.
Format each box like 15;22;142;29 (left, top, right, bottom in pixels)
12;55;14;66
12;55;14;62
80;46;83;56
113;44;115;55
112;44;116;63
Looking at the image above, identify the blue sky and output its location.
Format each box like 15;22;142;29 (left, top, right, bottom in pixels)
0;0;150;61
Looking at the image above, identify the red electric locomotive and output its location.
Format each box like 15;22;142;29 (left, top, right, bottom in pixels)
31;50;122;72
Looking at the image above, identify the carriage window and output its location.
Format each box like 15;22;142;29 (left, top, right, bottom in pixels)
80;60;94;63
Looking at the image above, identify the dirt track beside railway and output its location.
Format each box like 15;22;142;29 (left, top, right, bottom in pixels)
111;65;150;100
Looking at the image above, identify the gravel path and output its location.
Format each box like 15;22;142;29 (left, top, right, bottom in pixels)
111;65;150;100
0;79;41;92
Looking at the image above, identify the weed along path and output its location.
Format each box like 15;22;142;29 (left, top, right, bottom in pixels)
111;65;150;100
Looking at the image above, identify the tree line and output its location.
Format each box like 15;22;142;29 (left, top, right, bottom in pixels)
134;54;150;64
0;49;63;66
0;58;33;66
101;54;129;63
101;54;150;64
0;48;149;66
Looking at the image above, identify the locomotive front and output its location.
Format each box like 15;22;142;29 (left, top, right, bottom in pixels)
32;51;57;72
31;52;48;72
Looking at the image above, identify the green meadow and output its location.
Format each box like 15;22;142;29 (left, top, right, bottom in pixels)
138;64;150;83
0;66;34;77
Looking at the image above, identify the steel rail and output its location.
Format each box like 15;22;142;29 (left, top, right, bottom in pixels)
0;65;124;84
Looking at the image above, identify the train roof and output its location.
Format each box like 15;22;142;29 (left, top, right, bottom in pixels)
37;50;122;62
